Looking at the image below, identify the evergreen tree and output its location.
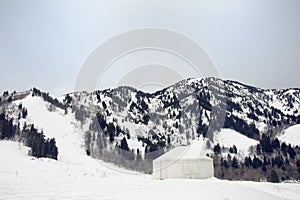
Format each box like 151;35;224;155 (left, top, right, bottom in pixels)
287;144;296;159
22;108;28;118
256;144;262;155
136;148;142;161
214;143;221;154
270;169;280;183
261;164;267;172
107;123;115;143
48;138;58;160
252;156;262;169
296;160;300;173
231;157;239;168
64;94;72;104
233;145;237;154
120;137;130;151
109;131;114;143
229;147;234;153
229;145;238;154
275;156;284;168
281;142;288;156
102;101;107;110
260;134;273;153
244;156;252;167
272;138;280;149
222;159;230;169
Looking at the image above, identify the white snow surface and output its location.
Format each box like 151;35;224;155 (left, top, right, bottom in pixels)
214;129;259;155
279;124;300;146
1;141;300;200
1;95;300;199
15;95;83;163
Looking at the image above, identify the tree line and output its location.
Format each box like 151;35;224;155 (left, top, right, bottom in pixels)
213;136;300;182
0;111;58;160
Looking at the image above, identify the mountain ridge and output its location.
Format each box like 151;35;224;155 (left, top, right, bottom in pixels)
1;77;300;181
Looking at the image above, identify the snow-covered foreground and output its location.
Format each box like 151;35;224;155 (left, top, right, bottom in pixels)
1;141;300;200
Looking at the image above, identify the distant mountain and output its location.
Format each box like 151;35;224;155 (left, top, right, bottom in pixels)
1;77;300;181
69;77;300;150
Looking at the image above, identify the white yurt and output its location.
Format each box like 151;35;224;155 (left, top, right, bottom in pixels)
152;138;214;180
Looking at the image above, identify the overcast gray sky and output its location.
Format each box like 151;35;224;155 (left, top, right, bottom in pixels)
0;0;299;96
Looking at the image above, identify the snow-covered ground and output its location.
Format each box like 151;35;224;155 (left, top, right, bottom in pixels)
1;141;300;200
279;124;300;146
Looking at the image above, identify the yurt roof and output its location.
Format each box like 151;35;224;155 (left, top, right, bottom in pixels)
154;139;212;162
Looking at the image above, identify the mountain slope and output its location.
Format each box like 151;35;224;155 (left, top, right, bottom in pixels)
68;77;300;155
1;77;300;181
279;124;300;146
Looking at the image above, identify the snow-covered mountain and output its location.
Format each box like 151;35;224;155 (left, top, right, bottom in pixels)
66;77;300;156
1;77;300;180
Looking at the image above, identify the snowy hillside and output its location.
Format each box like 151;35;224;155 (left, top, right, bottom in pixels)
13;95;88;163
213;128;259;156
1;140;300;200
1;78;300;182
62;77;300;159
279;124;300;146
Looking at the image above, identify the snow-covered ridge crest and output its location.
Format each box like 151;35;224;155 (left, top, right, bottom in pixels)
1;78;300;179
1;78;300;154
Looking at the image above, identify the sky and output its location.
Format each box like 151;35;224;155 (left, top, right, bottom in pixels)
0;0;300;96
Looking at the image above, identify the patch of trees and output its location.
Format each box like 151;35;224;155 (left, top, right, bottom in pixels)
142;114;150;125
23;125;58;160
197;123;209;138
213;143;221;154
247;113;259;121
226;100;243;112
63;94;72;105
254;108;263;117
0;112;58;160
119;137;129;151
162;94;180;109
32;87;67;110
138;134;166;159
7;96;12;102
86;123;165;174
229;145;237;154
213;140;300;182
223;115;259;139
0;113;15;139
260;134;274;153
3;91;9;97
90;113;124;144
270;169;280;183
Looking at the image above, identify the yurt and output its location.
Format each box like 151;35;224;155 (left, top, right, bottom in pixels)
152;139;214;180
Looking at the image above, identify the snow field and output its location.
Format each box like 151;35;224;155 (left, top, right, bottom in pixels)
1;141;300;200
